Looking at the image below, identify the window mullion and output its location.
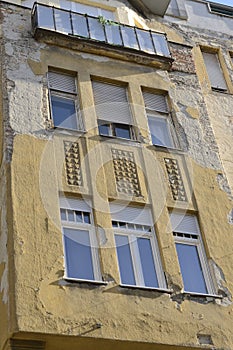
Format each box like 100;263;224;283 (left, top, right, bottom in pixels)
129;234;144;286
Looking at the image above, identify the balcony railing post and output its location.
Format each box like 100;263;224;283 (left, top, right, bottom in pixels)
86;15;91;39
134;27;141;51
69;10;74;35
102;22;108;44
52;6;56;31
149;30;157;55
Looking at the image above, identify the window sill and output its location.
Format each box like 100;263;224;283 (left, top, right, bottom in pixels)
147;144;184;154
63;277;108;285
98;134;141;147
48;127;86;136
183;291;223;299
120;284;173;293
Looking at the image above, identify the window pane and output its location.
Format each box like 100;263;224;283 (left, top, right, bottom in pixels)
67;209;75;221
114;124;131;139
60;208;66;221
105;25;122;46
37;6;54;30
98;122;111;136
75;211;82;223
54;9;72;34
136;29;154;54
51;94;77;129
88;17;105;41
148;116;173;147
137;238;159;288
121;26;139;50
152;33;170;57
176;243;207;294
115;235;136;285
72;13;89;38
64;228;94;280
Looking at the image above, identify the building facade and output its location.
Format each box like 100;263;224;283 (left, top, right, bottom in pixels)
0;0;233;349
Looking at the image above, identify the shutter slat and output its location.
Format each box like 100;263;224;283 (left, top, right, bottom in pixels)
92;81;132;125
170;213;199;234
60;197;91;212
48;71;76;93
143;92;168;113
202;52;227;90
110;203;153;226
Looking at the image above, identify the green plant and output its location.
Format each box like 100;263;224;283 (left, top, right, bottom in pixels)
97;15;118;26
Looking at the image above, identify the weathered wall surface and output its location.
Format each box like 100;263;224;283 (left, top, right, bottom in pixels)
0;1;233;350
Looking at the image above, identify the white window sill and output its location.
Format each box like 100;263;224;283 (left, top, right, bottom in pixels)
49;127;86;136
98;134;141;147
62;277;108;285
183;291;223;299
120;284;172;293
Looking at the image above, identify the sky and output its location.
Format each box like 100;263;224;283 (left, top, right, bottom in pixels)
209;0;233;6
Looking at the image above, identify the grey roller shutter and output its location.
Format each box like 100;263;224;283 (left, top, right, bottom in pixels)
110;203;153;226
60;197;91;212
143;91;168;113
92;81;132;124
202;52;227;91
48;71;77;93
170;213;199;234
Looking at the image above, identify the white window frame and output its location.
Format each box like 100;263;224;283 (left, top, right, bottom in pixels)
111;205;166;290
171;213;215;295
143;92;177;148
60;198;102;283
202;51;228;92
92;80;135;140
48;71;83;131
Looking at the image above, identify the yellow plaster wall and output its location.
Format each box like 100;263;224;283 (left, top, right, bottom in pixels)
8;128;233;349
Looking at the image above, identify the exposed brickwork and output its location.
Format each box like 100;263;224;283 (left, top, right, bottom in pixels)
170;43;196;73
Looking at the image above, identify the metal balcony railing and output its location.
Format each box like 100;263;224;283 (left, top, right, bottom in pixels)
32;3;171;58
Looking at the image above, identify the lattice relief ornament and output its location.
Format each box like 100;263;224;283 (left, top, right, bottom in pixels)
164;158;187;201
112;148;141;197
64;141;83;186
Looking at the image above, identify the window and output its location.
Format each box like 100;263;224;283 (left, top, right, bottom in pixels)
143;91;176;148
60;197;102;282
170;212;214;295
202;52;228;92
111;204;166;289
92;81;134;140
48;71;83;130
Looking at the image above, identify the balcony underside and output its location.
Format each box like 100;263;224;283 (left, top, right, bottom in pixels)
34;28;173;69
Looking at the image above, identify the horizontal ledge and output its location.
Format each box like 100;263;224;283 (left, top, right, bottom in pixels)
120;284;173;293
33;28;173;70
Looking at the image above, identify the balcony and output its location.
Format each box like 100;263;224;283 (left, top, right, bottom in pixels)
31;3;173;69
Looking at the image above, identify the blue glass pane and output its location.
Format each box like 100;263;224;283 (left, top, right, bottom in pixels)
83;212;91;224
88;18;105;41
105;25;122;45
176;243;207;294
54;9;72;34
72;13;89;38
115;235;136;285
115;124;131;139
121;26;139;50
38;6;54;30
67;209;75;221
75;211;82;223
60;209;66;221
136;29;155;54
137;238;159;288
51;95;77;129
148;116;173;147
152;33;170;57
98;123;110;136
64;228;94;280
